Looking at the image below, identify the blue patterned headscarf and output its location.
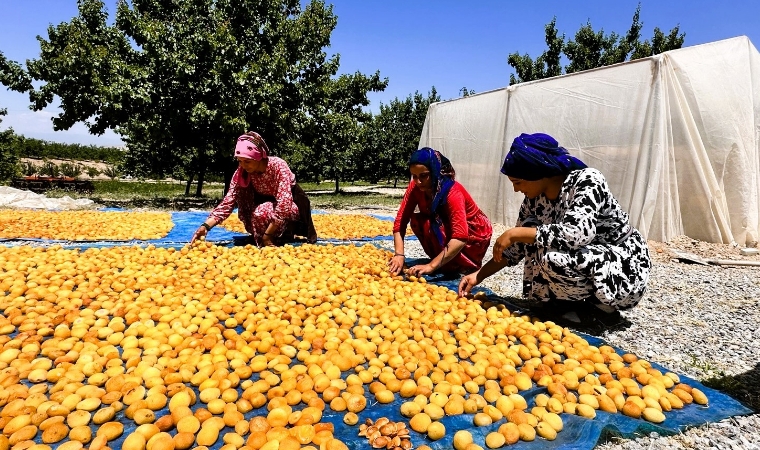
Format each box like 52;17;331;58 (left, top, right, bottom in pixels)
501;133;587;180
408;147;456;246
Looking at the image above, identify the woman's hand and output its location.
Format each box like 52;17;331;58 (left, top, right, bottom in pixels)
408;263;435;277
191;226;208;245
458;271;480;297
388;254;405;275
492;229;514;263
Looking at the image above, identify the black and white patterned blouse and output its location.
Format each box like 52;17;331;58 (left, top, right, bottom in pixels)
502;168;651;308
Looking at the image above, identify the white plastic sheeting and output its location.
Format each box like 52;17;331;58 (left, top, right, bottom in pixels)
420;36;760;245
0;186;95;210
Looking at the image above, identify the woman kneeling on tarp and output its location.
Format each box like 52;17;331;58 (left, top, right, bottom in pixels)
458;133;651;322
192;132;317;246
388;148;493;277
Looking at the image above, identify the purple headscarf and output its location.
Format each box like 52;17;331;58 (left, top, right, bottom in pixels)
408;147;456;246
501;133;587;181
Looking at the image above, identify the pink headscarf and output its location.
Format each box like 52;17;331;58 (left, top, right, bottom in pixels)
234;133;269;160
233;132;270;187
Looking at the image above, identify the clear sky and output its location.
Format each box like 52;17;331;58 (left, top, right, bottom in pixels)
1;0;760;146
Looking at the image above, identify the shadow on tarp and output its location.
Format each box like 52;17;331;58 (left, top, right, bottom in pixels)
702;361;760;412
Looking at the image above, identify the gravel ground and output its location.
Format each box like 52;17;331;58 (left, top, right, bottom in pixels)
346;208;760;449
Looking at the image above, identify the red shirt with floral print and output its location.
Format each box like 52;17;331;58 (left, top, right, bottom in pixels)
208;156;299;234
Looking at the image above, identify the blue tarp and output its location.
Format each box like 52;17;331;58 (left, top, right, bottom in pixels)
1;212;753;449
55;263;752;450
0;210;413;247
92;266;751;450
312;210;416;242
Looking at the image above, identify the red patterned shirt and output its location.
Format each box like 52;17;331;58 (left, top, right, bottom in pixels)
208;156;299;233
394;180;491;242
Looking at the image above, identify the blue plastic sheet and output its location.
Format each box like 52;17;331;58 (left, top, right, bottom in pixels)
0;210;412;247
311;210;416;242
94;263;752;450
1;221;752;449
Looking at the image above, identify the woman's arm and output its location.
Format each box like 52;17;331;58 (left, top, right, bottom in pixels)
408;185;471;276
388;231;406;275
193;173;239;244
493;227;537;263
393;181;418;237
458;256;511;296
536;169;606;251
407;238;466;277
389;182;418;274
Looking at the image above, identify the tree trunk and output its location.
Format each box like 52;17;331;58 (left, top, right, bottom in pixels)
393;176;398;188
184;173;194;196
223;161;235;197
334;169;340;194
195;152;206;197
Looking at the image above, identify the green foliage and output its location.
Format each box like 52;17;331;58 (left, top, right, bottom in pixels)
508;5;685;84
297;71;388;192
102;165;121;180
459;87;476;97
12;135;124;163
0;110;20;182
22;161;38;177
509;18;565;84
0;50;32;93
86;167;101;178
59;163;84;178
41;161;59;177
25;0;385;195
360;87;441;186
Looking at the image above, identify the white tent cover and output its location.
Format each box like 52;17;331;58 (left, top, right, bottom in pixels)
419;36;760;245
0;186;95;210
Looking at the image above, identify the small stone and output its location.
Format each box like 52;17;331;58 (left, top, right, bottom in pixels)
739;248;759;256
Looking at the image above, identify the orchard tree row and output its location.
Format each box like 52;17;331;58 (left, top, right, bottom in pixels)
1;1;683;192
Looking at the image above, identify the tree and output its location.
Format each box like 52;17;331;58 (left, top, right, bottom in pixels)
459;87;475;97
0;51;32;94
361;87;441;186
25;0;384;195
508;5;684;84
630;26;685;60
0;110;19;182
303;71;387;193
0;51;33;182
508;18;564;84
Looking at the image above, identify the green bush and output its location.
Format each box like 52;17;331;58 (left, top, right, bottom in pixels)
60;163;84;178
14;135;124;163
22;161;38;176
0;111;19;182
41;161;59;177
102;165;121;180
0;154;19;182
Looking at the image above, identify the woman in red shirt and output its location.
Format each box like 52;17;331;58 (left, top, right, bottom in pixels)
389;148;493;276
191;132;316;246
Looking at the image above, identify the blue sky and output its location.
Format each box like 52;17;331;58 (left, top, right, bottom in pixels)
1;0;760;146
